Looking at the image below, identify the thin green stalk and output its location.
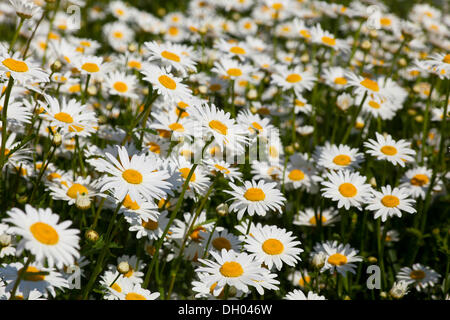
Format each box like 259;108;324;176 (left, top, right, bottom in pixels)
341;91;367;144
0;77;14;177
9;17;25;52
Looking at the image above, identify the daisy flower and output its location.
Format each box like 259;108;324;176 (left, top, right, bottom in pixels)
284;289;326;300
346;72;392;104
243;224;303;270
322;67;349;90
140;63;192;102
5;205;80;268
321;170;372;210
236;109;274;138
215;39;251;60
93;145;172;204
316;144;364;171
73;55;112;79
117;282;160;300
0;223;16;258
271;65;316;95
212;57;255;81
173;157;211;197
48;175;101;205
293;208;340;227
100;270;131;300
364;132;416;167
284;153;316;191
127;210;170;240
149;110;196;142
9;0;42;19
0;262;69;298
191;272;245;299
196;249;265;294
310;24;350;52
40;95;98;138
225;180;286;220
0;51;48;84
288;270;312;288
313;241;363;276
399;167;437;199
107;255;146;285
396;264;441;291
203;158;243;183
366;185;416;222
0;132;32;168
145;41;197;75
201;228;242;254
103;71;138;99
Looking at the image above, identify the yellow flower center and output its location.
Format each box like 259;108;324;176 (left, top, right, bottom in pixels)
333;154;351;166
19;266;45;282
69;125;85;133
54;112;74;123
66;183;88;199
288;169;305;181
142;219;158;230
212;237;232;251
214;164;230;174
220;261;244;277
161;50;181;62
209;120;228;135
158;75;177;90
227;68;242;77
190;226;206;242
147;142;161;154
123;194;140;210
322;36;336;46
125;292;146;300
128;60;142;69
122;169;143;184
327;253;348;266
334;77;347;85
110;283;122;292
244;187;266;201
299;276;311;286
262;238;284;255
409;270;426;280
309;215;327;225
251;122;263;131
113;81;128;93
360;78;379;92
179;167;196;182
113;31;123;39
338;183;357;197
410;174;429;186
69;84;81;93
168;26;179;36
368;100;381;109
81;63;100;73
286;73;302;83
30;222;59;245
299;30;311;38
381;195;400;208
272;3;283;10
230;46;246;55
269;146;278;158
168;122;185;132
443;54;450;64
2;58;29;72
380;145;397;156
380;17;391;26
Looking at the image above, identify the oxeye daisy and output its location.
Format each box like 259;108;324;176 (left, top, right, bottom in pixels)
145;41;197;75
40;95;98;138
172;157;211;197
191;272;245;299
0;132;32;168
0;262;69;298
201;228;242;254
103;71;138;99
271;65;316;95
9;0;42;19
215;39;251;60
316;143;364;171
399;166;438;199
212;57;255;81
293;208;340;227
196;249;265;294
149;110;196;142
366;185;416;222
118;195;160;223
0;223;16;258
5;205;80;268
313;241;363;276
107;255;146;285
322;67;349;90
364;132;416;167
93;145;172;204
127;210;170;240
243;224;303;270
284;289;326;300
0;51;48;84
225;180;286;221
203;158;243;183
321;170;372;210
284;153;316;191
100;270;130;300
288;270;312;288
47;175;101;205
140;63;192;102
396;264;441;292
310;24;349;52
236;109;274;138
117;282;160;300
74;55;111;78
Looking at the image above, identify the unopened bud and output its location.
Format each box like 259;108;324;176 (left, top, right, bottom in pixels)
87;85;97;96
198;85;208;94
398;58;407;67
247;89;257;100
312;252;326;269
76;193;91;210
85;229;99;242
51;60;62;73
390;281;408;299
415;115;423;123
407;108;417;116
368;256;378;264
285;145;295;155
361;40;371;50
380;291;388;299
128;43;137;53
216;203;229;217
117;261;130;275
369;177;377;188
0;233;12;247
300;53;309;63
52;132;62;147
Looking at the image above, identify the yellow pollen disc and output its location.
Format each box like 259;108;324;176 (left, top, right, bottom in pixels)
66;183;88;199
80;41;91;47
161;50;181;62
81;63;99;73
142;219;158;230
158;75;177;90
322;36;336;46
334;77;347;85
214;164;230;174
295;100;305;107
54;112;74;124
157;129;171;138
69;84;81;93
338;183;357;197
220;261;244;277
113;81;128;93
123;194;140;210
368;100;381;109
380;145;397;156
210;83;222;91
409;270;426;280
20;266;45;282
288;169;305;181
262;238;284;255
380;17;391;26
110;283;122;292
147;142;161;154
442;54;450;64
300;30;311;38
272;3;283;10
30;222;59;245
168;26;179;36
179;167;196;182
168;122;184;132
190;226;206;241
212;237;231;251
381;195;400;208
209;120;228;135
158;198;169;209
299;276;311;286
125;293;146;300
128;60;142;69
227;68;242;77
230;46;246;55
69;125;84;133
327;253;348;266
244;22;252;29
410;174;429;186
286;73;302;83
113;31;123;39
122;169;143;184
244;187;266;201
2;58;29;72
47;172;61;181
309;215;327;225
333;154;351;166
116;9;124;16
360;78;379;92
252;122;263;131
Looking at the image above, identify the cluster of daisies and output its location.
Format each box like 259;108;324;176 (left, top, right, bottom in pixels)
0;0;448;301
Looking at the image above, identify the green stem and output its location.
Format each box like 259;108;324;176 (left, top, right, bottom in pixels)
9;17;24;53
0;77;14;177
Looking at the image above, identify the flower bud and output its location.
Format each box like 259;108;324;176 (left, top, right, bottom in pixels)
0;233;12;247
389;281;409;299
312;252;326;269
216;203;229;217
51;60;62;73
52;132;62;147
117;261;130;275
368;256;378;264
76;193;91;211
85;229;99;242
